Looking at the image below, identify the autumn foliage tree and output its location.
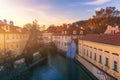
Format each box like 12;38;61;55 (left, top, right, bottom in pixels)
86;7;120;34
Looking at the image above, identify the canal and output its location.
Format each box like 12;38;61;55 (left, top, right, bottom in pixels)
14;54;97;80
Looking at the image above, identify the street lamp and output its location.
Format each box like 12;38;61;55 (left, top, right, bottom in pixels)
79;27;85;56
80;26;84;37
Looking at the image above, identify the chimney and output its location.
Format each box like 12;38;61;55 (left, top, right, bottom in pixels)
67;24;70;29
9;21;14;26
3;19;7;24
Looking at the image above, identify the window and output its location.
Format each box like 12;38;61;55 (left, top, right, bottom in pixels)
105;51;109;67
73;30;76;34
13;34;14;39
113;54;118;71
65;42;67;48
99;55;102;63
6;44;9;50
94;53;96;61
65;31;67;34
113;61;118;71
94;48;97;61
105;58;109;66
90;51;92;59
111;30;116;34
84;49;85;55
86;50;88;56
80;31;83;35
16;43;19;48
16;34;18;39
98;49;102;63
7;34;9;39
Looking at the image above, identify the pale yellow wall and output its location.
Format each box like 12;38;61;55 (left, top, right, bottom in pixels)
0;34;4;56
78;39;120;80
0;33;29;56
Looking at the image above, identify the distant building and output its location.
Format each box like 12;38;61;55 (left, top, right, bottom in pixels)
42;31;53;44
0;24;30;56
52;24;81;51
41;25;57;44
104;25;120;34
39;25;47;31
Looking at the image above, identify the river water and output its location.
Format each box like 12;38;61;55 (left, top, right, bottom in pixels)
15;54;97;80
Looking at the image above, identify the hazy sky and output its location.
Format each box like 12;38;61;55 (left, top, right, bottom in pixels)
0;0;119;27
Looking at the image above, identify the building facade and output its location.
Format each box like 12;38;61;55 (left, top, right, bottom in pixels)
42;31;53;44
104;25;120;34
52;25;81;51
0;24;30;56
77;34;120;80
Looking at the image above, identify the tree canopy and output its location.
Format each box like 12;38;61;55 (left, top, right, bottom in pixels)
86;7;120;34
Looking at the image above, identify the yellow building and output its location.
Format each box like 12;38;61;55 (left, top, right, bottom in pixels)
77;34;120;80
0;24;30;56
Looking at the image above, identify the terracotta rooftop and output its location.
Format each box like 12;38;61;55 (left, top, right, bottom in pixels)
0;25;30;34
81;34;120;46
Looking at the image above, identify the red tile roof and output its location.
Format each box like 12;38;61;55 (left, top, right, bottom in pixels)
0;25;30;34
81;34;120;46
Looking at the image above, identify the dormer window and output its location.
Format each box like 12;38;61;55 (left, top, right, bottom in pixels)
4;25;10;32
62;31;64;34
16;28;22;32
111;30;115;34
80;31;83;35
73;30;76;34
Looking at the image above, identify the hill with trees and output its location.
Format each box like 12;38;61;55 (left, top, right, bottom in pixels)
86;7;120;34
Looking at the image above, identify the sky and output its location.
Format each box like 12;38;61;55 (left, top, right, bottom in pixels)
0;0;119;27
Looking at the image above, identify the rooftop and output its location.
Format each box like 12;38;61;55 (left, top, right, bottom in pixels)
81;33;120;46
0;24;30;34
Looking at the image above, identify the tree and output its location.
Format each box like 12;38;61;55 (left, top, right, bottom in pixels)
23;20;42;66
86;6;120;34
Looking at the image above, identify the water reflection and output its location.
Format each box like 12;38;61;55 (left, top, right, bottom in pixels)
66;59;78;80
16;54;94;80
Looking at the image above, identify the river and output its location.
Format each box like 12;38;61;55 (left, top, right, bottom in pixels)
14;54;97;80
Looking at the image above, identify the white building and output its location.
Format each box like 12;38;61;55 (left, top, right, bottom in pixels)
104;25;120;34
42;31;53;44
52;25;81;51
